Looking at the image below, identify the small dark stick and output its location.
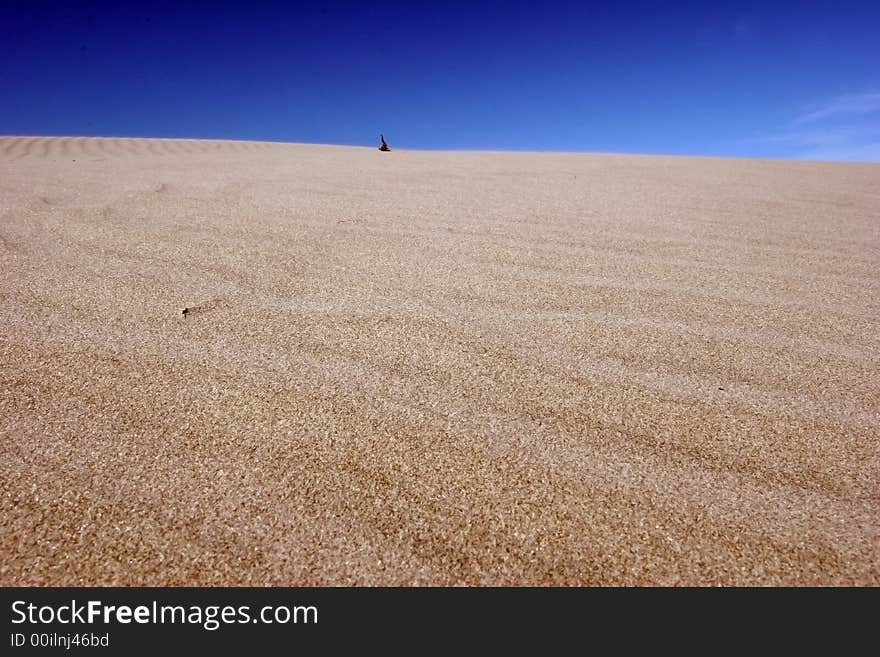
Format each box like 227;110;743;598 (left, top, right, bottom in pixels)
379;134;390;152
182;307;189;317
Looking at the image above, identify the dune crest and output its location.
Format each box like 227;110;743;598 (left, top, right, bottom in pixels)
0;135;281;159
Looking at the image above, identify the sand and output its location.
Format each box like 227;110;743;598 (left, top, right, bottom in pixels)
0;136;878;586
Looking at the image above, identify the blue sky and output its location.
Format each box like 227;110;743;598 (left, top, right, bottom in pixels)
2;1;878;160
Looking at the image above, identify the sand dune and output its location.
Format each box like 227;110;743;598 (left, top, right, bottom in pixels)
1;137;878;585
0;136;274;158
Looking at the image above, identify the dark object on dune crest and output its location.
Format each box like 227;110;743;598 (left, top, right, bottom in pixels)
379;134;391;152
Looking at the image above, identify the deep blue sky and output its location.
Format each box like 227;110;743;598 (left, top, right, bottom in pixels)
2;1;878;160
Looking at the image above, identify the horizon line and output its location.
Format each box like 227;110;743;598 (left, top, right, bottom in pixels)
1;133;877;164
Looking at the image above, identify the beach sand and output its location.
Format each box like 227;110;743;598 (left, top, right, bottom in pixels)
1;136;878;585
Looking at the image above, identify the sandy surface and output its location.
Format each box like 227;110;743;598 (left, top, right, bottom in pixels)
1;136;878;586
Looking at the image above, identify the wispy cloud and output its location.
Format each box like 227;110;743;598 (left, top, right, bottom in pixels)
751;123;880;161
749;91;880;162
793;91;880;125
